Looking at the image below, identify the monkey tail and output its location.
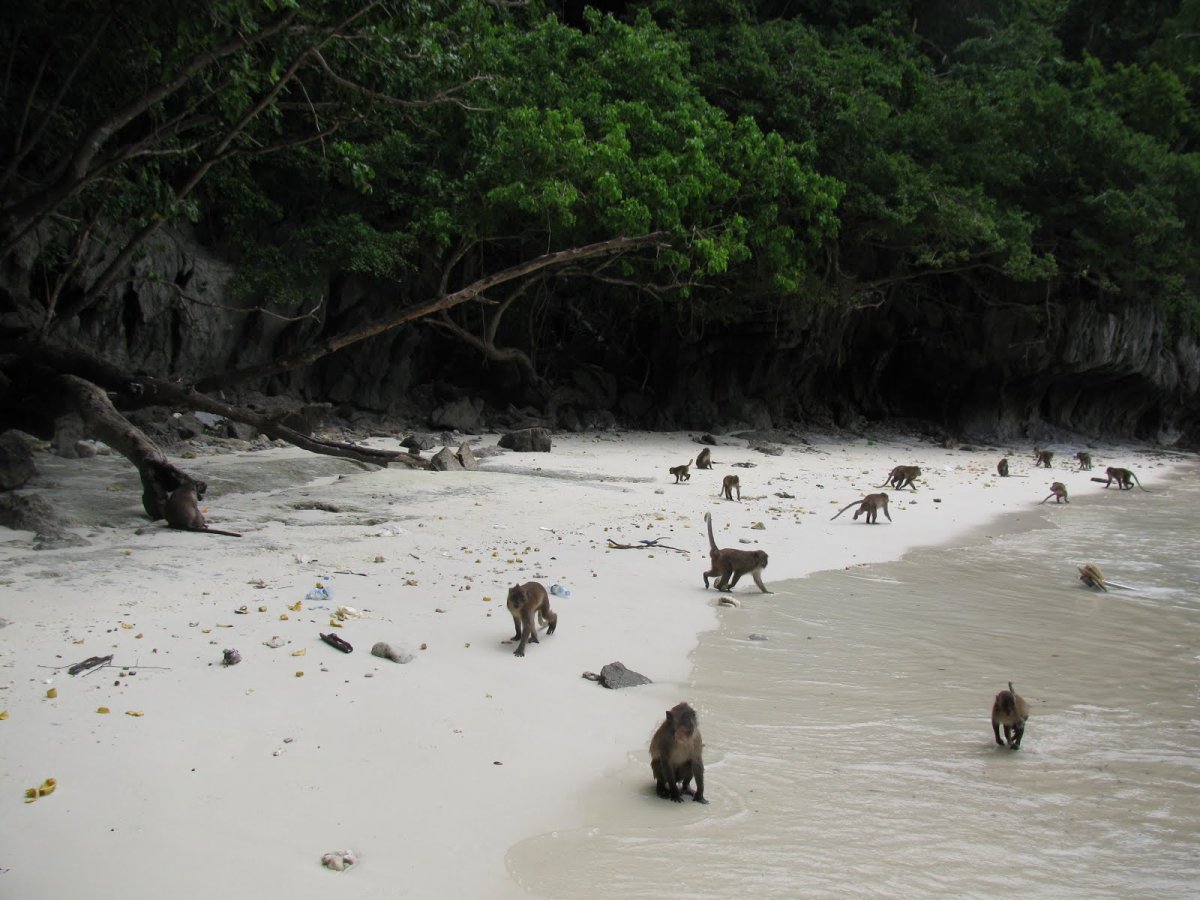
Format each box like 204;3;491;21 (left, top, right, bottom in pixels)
704;511;718;552
831;500;858;520
1133;473;1150;492
1008;681;1015;694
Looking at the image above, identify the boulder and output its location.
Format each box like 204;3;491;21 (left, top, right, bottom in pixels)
0;431;37;490
429;447;465;471
456;441;479;471
431;397;483;433
498;427;552;453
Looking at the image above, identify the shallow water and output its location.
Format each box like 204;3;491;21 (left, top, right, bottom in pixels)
509;466;1200;898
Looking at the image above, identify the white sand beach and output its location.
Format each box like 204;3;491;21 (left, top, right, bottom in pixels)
0;431;1185;897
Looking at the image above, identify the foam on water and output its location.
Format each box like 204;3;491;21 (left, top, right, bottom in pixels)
509;464;1200;898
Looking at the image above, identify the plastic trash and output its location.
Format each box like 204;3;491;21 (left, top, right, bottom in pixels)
305;581;332;602
549;584;571;598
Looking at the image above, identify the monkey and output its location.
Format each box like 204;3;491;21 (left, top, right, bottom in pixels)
164;479;242;537
878;465;920;491
1040;481;1069;504
718;474;741;501
1078;563;1107;591
669;460;692;484
991;681;1030;750
831;492;892;524
504;581;558;657
695;447;713;470
997;457;1009;477
649;702;708;804
702;511;770;593
1033;447;1053;468
1075;451;1093;471
1104;466;1149;492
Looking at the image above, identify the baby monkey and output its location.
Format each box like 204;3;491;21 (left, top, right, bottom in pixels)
1040;482;1069;504
165;479;242;537
991;681;1030;750
669;460;693;483
718;474;741;501
650;702;708;804
695;447;713;469
831;492;892;524
505;582;558;657
703;511;770;593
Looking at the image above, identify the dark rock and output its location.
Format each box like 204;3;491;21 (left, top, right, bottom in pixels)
431;397;483;433
429;447;465;471
0;492;88;548
753;443;785;456
748;633;769;641
699;433;718;445
0;431;38;490
402;433;437;452
456;441;479;471
225;421;258;441
598;661;652;690
498;427;552;453
170;412;206;440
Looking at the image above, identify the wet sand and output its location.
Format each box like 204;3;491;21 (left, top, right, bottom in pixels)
509;466;1200;898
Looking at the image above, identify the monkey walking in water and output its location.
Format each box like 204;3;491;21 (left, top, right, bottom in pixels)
695;447;713;470
669;460;693;484
991;682;1030;750
997;458;1009;477
1033;447;1054;468
831;492;892;524
504;582;558;657
702;511;770;593
650;702;708;804
879;465;920;491
165;480;242;537
1103;466;1149;492
1040;482;1069;504
718;474;741;501
1075;451;1093;471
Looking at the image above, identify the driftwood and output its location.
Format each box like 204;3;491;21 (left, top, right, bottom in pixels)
606;538;688;554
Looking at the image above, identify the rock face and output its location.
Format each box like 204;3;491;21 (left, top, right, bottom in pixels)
11;226;1196;445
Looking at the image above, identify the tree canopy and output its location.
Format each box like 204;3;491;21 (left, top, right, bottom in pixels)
1;0;1197;507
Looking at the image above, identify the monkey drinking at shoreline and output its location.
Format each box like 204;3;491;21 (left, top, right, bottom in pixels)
669;460;692;483
831;492;892;524
702;511;770;593
165;480;242;537
991;682;1030;750
650;702;708;804
879;465;920;491
504;582;558;657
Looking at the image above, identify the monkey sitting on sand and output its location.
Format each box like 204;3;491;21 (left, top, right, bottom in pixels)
650;702;708;803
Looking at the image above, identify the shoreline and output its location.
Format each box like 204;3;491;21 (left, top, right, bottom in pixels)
0;431;1188;897
506;460;1200;896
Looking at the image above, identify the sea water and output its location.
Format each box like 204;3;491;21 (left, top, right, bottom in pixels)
508;464;1200;898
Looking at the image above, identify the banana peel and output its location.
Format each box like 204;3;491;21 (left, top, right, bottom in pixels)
24;777;57;803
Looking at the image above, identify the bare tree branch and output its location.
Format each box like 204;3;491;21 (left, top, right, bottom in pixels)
195;231;671;392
